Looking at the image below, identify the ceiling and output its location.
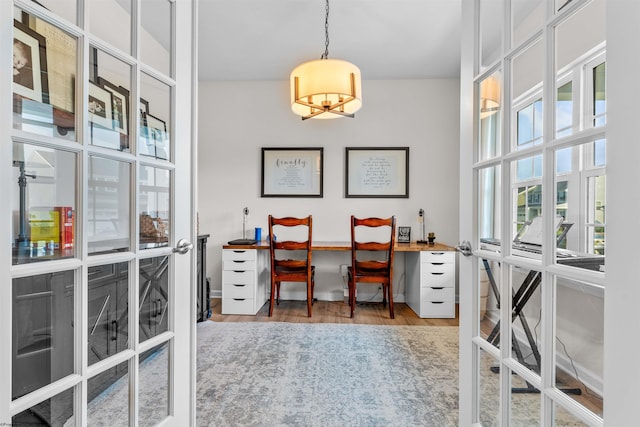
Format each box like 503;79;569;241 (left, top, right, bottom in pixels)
197;0;462;82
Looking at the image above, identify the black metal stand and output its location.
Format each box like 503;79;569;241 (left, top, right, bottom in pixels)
13;161;35;257
483;258;582;395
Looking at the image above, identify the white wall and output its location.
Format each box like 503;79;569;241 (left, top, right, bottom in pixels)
198;79;460;301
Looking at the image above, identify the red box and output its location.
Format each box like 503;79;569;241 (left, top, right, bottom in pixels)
54;206;74;250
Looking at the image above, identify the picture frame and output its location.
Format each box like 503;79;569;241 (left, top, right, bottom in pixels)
398;226;411;243
145;113;169;160
88;81;114;130
345;147;409;198
13;19;49;104
138;99;154;157
261;147;323;197
98;77;129;136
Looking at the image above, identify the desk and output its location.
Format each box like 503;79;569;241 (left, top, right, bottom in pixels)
221;241;457;317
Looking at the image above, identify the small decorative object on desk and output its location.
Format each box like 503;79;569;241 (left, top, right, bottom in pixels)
398;226;411;243
428;232;436;244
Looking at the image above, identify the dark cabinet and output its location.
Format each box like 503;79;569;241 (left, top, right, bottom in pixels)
197;234;210;322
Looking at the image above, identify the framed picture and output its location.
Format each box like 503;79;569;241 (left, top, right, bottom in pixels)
88;81;113;130
145;113;169;160
140;98;149;115
345;147;409;198
13;19;49;103
261;148;323;197
398;226;411;243
98;77;129;136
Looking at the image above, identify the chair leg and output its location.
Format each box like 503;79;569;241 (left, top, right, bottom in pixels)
382;282;387;307
388;281;395;319
307;277;313;318
349;280;356;318
276;281;281;305
269;279;276;317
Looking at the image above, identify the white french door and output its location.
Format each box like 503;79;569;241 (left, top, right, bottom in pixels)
1;0;195;425
459;0;614;426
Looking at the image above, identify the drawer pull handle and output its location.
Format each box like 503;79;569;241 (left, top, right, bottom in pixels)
431;262;444;266
431;287;444;290
233;284;246;287
233;260;246;264
431;252;445;255
431;301;445;304
233;270;245;273
233;298;246;301
233;250;246;253
430;272;444;275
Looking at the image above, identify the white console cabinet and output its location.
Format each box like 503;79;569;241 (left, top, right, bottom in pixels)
222;248;268;315
405;250;456;318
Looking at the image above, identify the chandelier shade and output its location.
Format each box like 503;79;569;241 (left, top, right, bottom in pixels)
290;58;362;120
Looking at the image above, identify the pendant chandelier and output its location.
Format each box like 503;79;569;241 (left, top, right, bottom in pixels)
290;0;362;120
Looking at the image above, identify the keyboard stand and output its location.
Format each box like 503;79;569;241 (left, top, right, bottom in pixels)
482;258;582;395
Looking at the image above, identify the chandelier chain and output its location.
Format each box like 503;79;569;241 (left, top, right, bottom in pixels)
321;0;329;59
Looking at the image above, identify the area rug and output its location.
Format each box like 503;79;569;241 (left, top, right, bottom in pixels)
196;321;459;427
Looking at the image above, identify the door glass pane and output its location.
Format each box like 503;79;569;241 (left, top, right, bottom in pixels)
140;73;171;160
139;256;169;342
12;271;75;399
586;174;605;256
510;369;541;424
479;260;499;347
592;62;606;127
89;47;132;152
89;0;131;55
510;266;542;375
88;156;131;254
88;262;129;366
140;166;170;249
12;143;76;265
513;183;542;246
555;278;604;418
556;81;573;137
139;342;170;426
478;347;500;424
512;41;543;135
478;165;502;245
556;0;605;131
141;0;172;76
12;387;74;426
479;0;502;72
512;0;544;48
13;9;77;141
553;141;605;269
88;360;130;425
478;73;502;160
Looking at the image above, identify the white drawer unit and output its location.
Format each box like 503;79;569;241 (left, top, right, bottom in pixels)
405;250;456;318
221;248;268;315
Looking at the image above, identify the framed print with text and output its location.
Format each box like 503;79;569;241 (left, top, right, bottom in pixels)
345;147;409;198
261;147;323;197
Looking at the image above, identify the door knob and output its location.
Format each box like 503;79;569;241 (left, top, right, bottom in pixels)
173;239;193;254
455;240;473;257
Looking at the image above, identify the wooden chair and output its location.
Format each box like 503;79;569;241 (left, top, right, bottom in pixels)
348;216;396;319
268;215;315;317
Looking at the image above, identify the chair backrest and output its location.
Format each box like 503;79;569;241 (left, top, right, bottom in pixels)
268;215;313;274
350;216;396;278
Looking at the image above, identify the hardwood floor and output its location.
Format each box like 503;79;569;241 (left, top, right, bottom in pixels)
208;298;459;326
